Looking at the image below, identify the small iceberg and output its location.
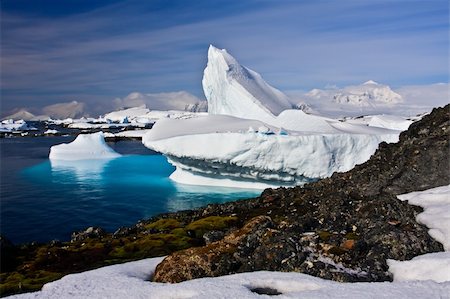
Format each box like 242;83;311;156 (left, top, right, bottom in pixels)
49;132;121;161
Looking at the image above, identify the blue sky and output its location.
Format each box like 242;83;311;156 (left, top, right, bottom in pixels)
1;0;448;114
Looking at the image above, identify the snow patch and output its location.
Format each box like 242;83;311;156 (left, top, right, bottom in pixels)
388;185;450;283
388;252;450;283
397;185;450;250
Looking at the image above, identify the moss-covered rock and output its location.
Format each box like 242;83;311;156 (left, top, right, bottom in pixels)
185;216;238;238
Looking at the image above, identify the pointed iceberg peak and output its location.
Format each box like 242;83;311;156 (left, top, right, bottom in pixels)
207;45;238;69
208;44;222;53
202;45;293;123
363;80;379;85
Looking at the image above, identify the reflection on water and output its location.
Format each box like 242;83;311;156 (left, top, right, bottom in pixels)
50;159;112;184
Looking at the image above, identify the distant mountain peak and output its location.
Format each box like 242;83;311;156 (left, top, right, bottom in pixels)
363;80;379;85
2;109;35;121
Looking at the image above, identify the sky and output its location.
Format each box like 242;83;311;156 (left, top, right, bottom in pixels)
1;0;448;116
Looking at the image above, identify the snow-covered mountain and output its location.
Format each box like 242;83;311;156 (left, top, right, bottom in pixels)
1;109;36;121
288;80;447;118
42;101;86;119
333;80;403;106
113;91;207;112
203;45;293;124
305;80;403;107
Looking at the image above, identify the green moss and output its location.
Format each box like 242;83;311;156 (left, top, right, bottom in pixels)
186;216;238;238
318;231;331;241
171;228;187;237
144;219;182;231
344;232;359;240
108;234;193;260
0;271;62;297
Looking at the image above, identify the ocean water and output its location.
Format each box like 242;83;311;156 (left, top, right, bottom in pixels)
0;137;260;244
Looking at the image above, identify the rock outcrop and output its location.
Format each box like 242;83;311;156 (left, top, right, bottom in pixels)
153;105;449;283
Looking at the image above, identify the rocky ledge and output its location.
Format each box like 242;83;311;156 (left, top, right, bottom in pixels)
153;104;449;283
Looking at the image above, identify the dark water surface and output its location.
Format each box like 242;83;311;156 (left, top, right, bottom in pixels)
0;137;260;244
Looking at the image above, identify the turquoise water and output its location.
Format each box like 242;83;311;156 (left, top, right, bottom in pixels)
0;137;260;244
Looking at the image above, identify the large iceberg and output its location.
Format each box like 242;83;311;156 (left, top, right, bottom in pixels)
49;132;121;161
143;46;401;189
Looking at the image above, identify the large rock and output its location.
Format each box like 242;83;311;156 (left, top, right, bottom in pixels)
153;216;272;283
153;105;449;283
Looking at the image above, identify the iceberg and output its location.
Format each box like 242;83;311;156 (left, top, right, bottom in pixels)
0;119;37;132
103;106;151;123
143;45;401;189
49;132;121;161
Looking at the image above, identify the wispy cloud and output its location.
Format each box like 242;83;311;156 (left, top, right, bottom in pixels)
1;0;448;114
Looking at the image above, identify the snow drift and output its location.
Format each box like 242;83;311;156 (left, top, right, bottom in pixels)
49;132;120;161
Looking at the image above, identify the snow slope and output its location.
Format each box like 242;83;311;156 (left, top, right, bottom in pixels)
49;132;121;161
8;185;450;299
203;45;292;124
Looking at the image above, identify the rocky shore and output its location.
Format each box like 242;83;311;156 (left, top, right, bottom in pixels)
1;104;448;297
152;104;449;283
